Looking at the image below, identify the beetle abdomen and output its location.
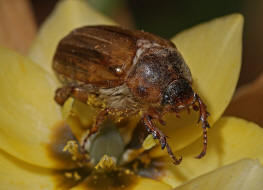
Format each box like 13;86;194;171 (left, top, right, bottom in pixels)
53;25;175;88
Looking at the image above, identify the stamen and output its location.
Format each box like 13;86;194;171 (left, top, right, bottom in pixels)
142;134;157;150
63;140;89;164
95;155;117;170
64;171;82;181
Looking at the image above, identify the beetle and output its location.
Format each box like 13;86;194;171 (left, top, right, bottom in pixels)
53;25;210;165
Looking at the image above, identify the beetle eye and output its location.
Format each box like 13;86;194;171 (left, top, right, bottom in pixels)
162;78;193;106
162;93;171;105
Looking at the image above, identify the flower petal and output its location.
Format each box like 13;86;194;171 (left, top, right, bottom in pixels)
0;149;75;190
28;0;116;75
175;159;263;190
0;47;77;169
69;170;172;190
172;14;243;123
150;14;243;158
158;117;263;187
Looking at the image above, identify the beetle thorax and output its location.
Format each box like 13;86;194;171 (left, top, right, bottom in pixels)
126;43;189;105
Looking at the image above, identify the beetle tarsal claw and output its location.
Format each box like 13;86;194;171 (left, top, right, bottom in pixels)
174;156;183;165
165;142;182;165
195;152;205;159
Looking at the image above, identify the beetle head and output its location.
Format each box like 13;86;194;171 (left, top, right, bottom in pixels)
162;77;195;111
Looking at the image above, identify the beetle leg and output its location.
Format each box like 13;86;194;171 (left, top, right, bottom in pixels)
143;115;182;165
55;85;90;105
54;86;73;105
81;108;109;151
71;86;90;104
195;94;210;159
90;108;109;137
146;108;166;125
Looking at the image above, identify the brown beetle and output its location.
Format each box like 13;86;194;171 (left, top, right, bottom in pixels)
53;25;210;165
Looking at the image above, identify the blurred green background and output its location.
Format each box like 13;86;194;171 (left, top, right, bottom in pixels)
31;0;263;87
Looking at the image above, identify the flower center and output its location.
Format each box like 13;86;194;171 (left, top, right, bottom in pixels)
56;97;167;188
63;118;157;168
85;121;125;165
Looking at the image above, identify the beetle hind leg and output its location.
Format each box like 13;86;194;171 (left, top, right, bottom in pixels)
143;115;182;165
81;109;109;152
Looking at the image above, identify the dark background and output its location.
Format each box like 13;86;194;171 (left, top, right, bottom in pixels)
30;0;263;87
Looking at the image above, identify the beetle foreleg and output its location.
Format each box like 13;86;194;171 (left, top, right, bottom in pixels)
195;94;210;159
55;86;73;105
143;115;182;165
55;85;90;105
146;108;166;125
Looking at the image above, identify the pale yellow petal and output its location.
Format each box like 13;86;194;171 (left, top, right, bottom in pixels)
28;0;116;75
151;14;243;158
172;14;243;122
70;170;172;190
174;159;263;190
0;47;76;169
0;149;74;190
159;117;263;187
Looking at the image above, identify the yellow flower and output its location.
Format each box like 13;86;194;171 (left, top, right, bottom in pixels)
1;0;263;189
